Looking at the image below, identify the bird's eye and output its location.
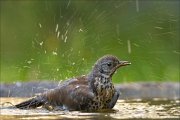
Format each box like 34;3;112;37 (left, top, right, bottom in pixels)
107;62;112;66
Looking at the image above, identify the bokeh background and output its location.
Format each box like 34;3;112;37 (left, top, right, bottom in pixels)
1;0;179;83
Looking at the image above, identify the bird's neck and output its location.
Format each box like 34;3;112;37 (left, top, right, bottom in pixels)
88;69;111;81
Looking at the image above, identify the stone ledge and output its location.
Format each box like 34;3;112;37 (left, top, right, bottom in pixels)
0;81;179;100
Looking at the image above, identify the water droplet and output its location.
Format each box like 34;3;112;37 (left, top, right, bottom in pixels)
52;51;58;55
38;23;42;28
40;41;43;46
57;31;60;38
127;40;131;54
64;36;67;43
154;26;163;29
55;24;59;32
27;61;32;64
79;28;83;32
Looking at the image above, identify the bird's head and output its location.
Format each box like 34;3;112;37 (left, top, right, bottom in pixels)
93;55;131;77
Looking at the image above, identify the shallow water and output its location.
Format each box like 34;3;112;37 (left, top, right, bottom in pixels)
0;98;179;120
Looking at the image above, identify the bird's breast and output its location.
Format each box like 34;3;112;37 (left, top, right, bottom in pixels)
94;77;115;103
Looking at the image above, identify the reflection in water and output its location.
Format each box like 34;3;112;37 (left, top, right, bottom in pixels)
0;98;179;120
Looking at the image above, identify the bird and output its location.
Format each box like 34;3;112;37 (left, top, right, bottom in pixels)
14;55;131;111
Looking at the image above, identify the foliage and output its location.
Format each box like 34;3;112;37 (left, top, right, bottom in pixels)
0;0;179;83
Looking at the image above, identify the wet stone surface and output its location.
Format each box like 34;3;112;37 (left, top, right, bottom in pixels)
0;98;180;120
0;82;179;100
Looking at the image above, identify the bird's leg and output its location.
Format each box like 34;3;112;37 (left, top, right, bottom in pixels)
107;89;120;108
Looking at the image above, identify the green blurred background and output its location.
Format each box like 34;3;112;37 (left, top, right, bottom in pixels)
0;0;179;83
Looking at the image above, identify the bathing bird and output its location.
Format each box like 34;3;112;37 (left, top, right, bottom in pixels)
15;55;131;111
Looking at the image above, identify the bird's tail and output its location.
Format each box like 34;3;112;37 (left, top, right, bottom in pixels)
15;96;46;109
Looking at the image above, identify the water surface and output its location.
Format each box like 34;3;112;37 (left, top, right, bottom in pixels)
0;98;179;120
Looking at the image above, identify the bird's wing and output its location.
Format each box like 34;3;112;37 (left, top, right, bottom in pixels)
42;77;94;110
15;76;93;110
106;88;120;108
67;84;95;110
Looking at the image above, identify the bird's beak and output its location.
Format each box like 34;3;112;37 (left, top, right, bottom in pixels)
115;60;131;70
118;61;131;67
110;60;131;77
